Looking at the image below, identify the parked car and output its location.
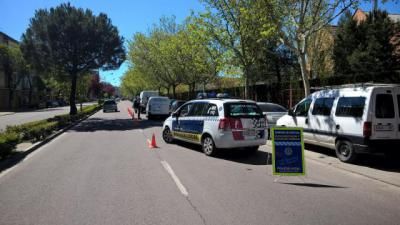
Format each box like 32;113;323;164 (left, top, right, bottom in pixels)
57;99;68;106
146;96;170;119
276;83;400;163
46;100;59;108
170;100;186;114
257;102;288;138
103;99;118;112
162;99;267;156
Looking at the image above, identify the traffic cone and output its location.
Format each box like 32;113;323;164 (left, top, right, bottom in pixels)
148;133;158;148
127;108;132;117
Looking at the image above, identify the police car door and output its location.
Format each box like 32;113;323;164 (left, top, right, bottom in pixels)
172;103;193;141
396;87;400;139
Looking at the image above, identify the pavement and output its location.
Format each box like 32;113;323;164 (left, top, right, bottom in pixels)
0;102;97;131
0;100;399;225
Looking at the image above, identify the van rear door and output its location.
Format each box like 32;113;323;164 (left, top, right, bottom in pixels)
372;88;397;140
395;87;400;139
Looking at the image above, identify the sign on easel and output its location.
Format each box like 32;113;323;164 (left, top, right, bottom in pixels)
271;127;305;176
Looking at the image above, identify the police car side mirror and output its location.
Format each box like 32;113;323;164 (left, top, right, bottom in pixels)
288;109;295;116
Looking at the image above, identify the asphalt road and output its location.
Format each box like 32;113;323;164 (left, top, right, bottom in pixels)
1;101;399;225
0;102;96;131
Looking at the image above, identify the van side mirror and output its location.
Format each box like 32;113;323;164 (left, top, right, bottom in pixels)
288;109;295;116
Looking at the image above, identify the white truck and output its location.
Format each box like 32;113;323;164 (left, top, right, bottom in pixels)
139;91;159;112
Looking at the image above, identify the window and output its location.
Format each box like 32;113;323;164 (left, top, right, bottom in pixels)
312;98;334;116
335;97;366;117
375;94;394;118
258;104;287;113
398;95;400;118
294;98;312;117
225;103;263;118
204;104;219;116
188;103;207;116
179;103;192;117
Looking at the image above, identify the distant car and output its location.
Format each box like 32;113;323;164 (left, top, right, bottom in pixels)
170;100;186;114
216;93;230;98
57;99;67;106
103;100;118;112
256;102;287;138
46;100;59;108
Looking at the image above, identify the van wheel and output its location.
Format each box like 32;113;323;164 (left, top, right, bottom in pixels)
162;127;174;143
202;135;217;156
335;140;358;163
147;113;152;120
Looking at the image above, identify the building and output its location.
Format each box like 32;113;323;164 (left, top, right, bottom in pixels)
0;31;44;110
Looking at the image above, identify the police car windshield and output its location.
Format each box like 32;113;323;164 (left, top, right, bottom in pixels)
225;103;263;118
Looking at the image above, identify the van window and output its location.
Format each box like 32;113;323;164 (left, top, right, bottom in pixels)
189;102;207;116
397;95;400;118
375;94;394;118
294;98;312;117
312;98;334;116
225;103;263;118
335;97;366;117
204;104;219;116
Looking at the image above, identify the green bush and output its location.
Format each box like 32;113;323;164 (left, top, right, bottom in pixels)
0;132;20;158
1;103;100;159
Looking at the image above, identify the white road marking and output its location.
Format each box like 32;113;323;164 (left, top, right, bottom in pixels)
161;160;189;196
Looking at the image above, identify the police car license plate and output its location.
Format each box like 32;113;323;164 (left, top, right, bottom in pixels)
244;129;256;136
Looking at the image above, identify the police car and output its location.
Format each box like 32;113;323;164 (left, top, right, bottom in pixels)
162;99;267;156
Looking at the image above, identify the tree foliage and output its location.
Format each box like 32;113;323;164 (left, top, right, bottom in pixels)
334;10;399;82
21;3;125;114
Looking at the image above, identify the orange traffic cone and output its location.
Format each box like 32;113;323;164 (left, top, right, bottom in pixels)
148;133;158;148
127;108;133;117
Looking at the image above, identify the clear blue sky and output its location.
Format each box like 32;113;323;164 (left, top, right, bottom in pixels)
1;0;399;86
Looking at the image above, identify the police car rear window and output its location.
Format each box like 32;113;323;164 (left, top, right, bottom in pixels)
225;103;263;118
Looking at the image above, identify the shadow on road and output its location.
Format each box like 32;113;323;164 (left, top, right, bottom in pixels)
305;144;400;173
282;182;347;188
69;117;163;132
173;140;271;165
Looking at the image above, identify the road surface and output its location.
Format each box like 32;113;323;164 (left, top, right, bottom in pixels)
1;101;399;225
0;102;96;131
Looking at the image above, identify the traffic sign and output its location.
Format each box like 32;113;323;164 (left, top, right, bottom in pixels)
271;127;305;176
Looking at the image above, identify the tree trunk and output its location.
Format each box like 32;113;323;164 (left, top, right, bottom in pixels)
298;53;311;97
244;67;250;99
275;62;282;104
172;84;176;99
69;72;78;115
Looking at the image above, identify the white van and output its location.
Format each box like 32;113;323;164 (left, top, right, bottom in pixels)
140;91;159;112
276;83;400;163
146;96;170;119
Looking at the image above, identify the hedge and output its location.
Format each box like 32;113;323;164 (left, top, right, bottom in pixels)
0;132;20;158
0;104;101;159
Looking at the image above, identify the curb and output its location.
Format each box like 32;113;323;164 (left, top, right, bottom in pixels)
0;108;100;174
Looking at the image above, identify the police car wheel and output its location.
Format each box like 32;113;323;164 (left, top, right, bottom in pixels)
335;140;357;163
202;136;217;156
162;127;174;143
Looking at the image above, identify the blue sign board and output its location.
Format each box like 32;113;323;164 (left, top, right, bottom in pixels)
272;127;305;176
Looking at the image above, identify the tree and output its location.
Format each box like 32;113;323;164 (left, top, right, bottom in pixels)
334;10;399;82
89;72;103;99
21;3;125;115
272;0;358;96
101;82;115;97
198;0;276;99
0;44;29;109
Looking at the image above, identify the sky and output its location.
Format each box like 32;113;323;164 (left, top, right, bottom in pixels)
1;0;399;87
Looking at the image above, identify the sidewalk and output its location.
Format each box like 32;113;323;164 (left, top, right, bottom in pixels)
263;142;400;188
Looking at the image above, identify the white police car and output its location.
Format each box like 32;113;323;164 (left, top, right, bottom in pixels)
162;99;267;156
